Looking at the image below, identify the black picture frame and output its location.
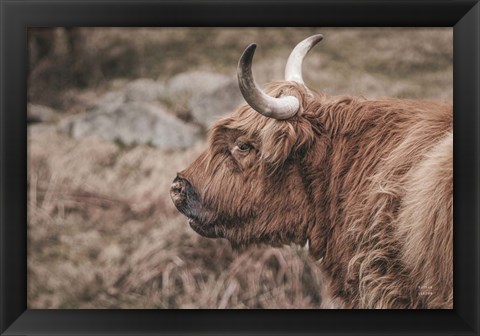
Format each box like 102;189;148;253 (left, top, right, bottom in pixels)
1;0;479;335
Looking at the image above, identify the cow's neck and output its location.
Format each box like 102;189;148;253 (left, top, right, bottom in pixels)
298;132;334;260
299;104;387;265
298;115;376;307
300;99;420;306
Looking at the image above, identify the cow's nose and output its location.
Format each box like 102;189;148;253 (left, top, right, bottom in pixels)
170;176;189;206
171;178;184;195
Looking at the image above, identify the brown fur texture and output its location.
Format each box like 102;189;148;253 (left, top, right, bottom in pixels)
175;81;453;309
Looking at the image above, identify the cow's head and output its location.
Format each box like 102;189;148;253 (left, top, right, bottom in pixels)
171;35;326;247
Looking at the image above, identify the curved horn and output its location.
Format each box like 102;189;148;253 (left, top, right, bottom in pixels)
237;43;300;120
284;34;324;84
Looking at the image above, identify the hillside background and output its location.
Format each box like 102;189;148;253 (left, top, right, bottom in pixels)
27;27;452;308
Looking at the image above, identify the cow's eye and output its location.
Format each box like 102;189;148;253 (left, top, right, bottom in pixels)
236;141;252;152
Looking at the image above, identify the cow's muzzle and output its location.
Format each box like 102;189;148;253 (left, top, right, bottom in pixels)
170;175;189;207
170;175;221;239
170;175;201;217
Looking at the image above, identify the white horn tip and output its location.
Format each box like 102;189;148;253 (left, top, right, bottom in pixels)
285;33;324;84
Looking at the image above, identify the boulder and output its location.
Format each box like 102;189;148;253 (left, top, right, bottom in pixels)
160;71;235;126
60;102;201;150
166;71;230;100
190;80;244;128
124;79;166;103
89;90;126;115
89;78;166;115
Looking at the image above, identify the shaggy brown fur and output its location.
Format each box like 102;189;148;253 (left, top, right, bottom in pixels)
175;81;453;309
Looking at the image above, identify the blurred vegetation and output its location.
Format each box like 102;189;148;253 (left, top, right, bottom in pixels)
28;28;452;109
27;27;452;309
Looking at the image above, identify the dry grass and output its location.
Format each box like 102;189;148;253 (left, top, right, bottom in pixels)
27;28;452;309
28;127;325;308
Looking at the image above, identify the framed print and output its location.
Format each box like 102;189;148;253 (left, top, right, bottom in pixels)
1;0;479;335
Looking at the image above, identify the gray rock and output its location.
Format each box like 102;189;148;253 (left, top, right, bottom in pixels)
166;71;230;100
162;71;236;126
89;90;126;114
60;102;201;150
190;80;245;128
88;78;166;116
125;79;166;103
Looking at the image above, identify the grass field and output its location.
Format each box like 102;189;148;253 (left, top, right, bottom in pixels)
27;27;452;308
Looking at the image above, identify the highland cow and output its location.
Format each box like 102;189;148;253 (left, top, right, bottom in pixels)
170;34;453;309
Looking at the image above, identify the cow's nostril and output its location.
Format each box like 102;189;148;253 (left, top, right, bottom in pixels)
171;181;183;194
171;176;190;199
